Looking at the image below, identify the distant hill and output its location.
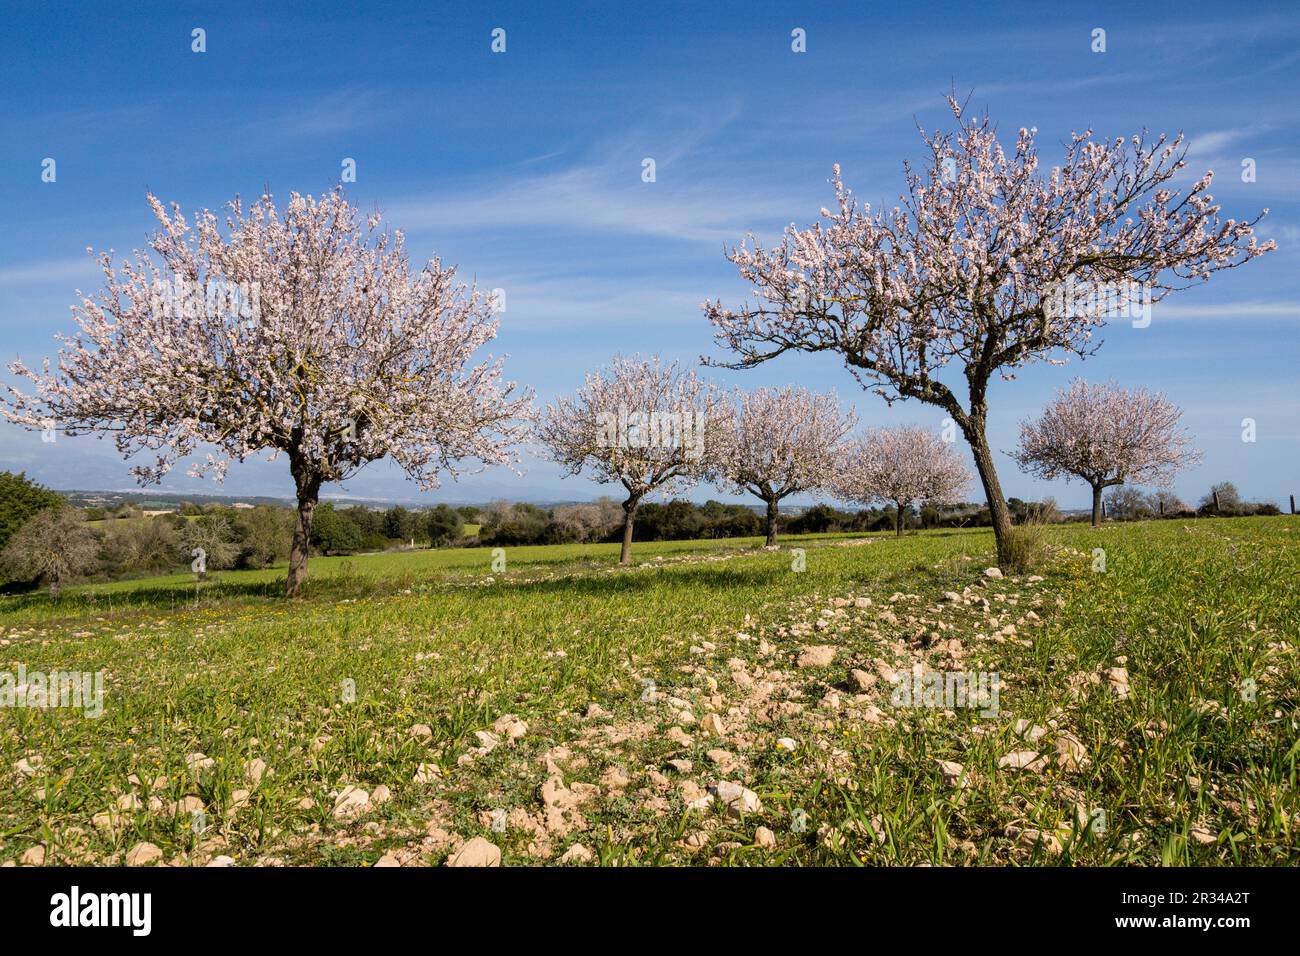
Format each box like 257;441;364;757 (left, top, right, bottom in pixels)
53;488;817;514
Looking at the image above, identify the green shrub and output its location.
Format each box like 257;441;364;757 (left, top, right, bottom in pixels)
0;471;63;553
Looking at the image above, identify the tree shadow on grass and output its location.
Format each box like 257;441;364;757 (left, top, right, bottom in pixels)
1;531;994;627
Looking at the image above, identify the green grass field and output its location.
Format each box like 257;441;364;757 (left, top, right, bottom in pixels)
2;518;1296;867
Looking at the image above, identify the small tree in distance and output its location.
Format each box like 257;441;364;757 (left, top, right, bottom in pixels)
2;188;532;597
832;425;971;536
0;508;100;596
537;356;725;564
178;514;239;574
1104;486;1153;521
1199;481;1243;515
712;386;857;546
425;504;463;547
1013;379;1201;527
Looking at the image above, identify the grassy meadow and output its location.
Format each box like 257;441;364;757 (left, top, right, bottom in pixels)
1;517;1296;866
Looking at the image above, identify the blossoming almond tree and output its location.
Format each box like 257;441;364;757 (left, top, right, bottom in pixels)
704;96;1272;565
832;425;971;536
2;188;532;597
537;356;725;564
713;386;857;546
1013;378;1201;527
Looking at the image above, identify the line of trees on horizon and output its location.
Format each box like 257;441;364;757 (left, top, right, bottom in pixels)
0;95;1276;594
0;470;1287;596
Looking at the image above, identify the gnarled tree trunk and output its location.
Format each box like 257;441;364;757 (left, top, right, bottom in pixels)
619;494;641;565
287;467;322;598
1090;483;1104;528
964;417;1014;566
764;496;780;547
894;500;906;537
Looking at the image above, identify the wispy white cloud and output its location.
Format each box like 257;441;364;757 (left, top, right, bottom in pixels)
1152;299;1300;321
382;107;817;245
490;276;705;330
238;88;404;142
387;162;813;243
0;256;100;287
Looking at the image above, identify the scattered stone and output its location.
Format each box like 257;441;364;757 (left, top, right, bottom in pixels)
20;844;45;866
560;843;593;864
409;723;434;741
797;645;837;668
585;703;609;719
1103;667;1130;698
185;752;214;773
425;823;458;848
245;758;268;785
1189;824;1217;846
681;831;709;851
126;842;164;867
1052;733;1091;771
667;759;693;773
680;781;714;810
333;786;371;820
754;826;777;849
447;836;501;867
998;750;1048;773
775;737;797;752
706;749;739;773
848;669;875;692
1006;826;1062;855
983;567;1004;579
171;795;204;816
371;784;392;806
935;759;967;789
699;713;725;736
413;763;441;785
1013;719;1047;743
666;727;694;747
712;781;762;817
205;855;236;867
374;852;402;867
541;775;597;831
492;714;528;740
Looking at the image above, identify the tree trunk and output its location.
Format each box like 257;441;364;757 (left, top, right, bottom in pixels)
1091;484;1104;528
286;478;321;598
964;418;1014;565
764;496;780;547
619;495;641;565
895;501;905;537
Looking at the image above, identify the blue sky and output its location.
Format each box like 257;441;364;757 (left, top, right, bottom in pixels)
1;0;1296;510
